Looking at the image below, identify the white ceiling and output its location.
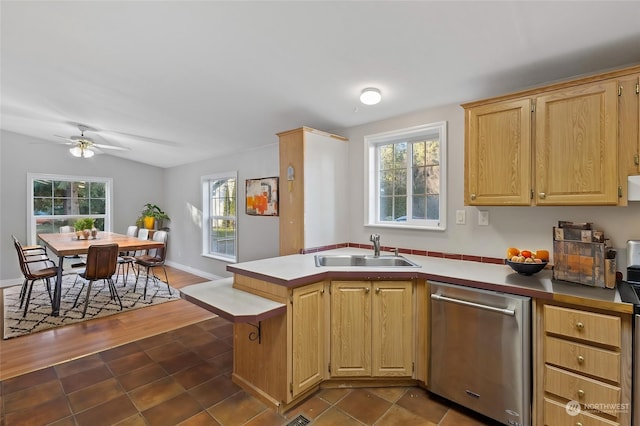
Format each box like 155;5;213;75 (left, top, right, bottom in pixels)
2;1;640;168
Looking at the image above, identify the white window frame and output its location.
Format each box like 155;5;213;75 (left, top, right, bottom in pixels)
201;171;238;263
365;121;447;231
27;173;113;244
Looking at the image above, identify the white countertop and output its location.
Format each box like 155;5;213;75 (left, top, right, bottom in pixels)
227;247;633;314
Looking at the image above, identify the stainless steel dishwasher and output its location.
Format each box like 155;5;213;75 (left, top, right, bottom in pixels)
429;282;531;426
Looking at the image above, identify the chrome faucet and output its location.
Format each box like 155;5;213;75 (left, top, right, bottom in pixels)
370;233;381;257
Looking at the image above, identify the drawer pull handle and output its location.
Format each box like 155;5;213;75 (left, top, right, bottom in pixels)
538;192;546;199
577;389;585;398
470;193;476;200
576;423;583;426
576;321;584;330
577;355;584;364
365;287;370;293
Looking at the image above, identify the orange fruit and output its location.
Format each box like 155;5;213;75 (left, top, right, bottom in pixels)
535;250;549;262
506;247;520;258
520;250;532;258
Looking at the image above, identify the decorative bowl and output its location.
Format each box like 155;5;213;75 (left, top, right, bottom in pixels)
505;259;548;275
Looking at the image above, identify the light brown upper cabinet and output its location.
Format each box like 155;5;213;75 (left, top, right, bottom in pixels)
619;73;640;205
534;81;618;205
464;64;640;206
465;98;532;205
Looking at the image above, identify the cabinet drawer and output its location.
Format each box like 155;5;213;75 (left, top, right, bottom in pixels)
544;365;621;417
544;336;620;383
544;305;621;348
544;397;619;426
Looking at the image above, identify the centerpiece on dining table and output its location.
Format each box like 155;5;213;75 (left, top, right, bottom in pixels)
74;218;98;240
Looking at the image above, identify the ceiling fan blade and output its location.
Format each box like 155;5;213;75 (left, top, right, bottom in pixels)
92;143;130;151
52;135;75;145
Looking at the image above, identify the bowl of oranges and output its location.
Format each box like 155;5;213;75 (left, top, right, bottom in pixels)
505;248;549;275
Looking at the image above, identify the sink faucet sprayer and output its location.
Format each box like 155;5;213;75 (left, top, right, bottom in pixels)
370;233;381;257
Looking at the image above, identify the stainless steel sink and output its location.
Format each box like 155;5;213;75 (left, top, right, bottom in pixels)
314;254;421;268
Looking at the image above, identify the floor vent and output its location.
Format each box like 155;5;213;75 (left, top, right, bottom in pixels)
285;414;311;426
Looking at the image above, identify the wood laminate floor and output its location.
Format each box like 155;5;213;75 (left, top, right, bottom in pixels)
0;266;500;425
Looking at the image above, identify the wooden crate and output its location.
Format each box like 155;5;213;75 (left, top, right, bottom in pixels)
552;240;616;288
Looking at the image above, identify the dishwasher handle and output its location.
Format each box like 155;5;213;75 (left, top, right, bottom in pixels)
431;293;516;316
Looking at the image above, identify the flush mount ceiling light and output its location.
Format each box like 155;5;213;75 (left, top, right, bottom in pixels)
360;87;382;105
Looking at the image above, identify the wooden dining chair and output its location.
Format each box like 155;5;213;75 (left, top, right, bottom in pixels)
12;236;58;317
72;243;121;317
134;230;170;299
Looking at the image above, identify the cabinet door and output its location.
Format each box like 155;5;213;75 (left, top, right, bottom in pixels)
619;75;640;205
291;282;326;397
535;80;619;205
372;281;414;377
465;98;532;205
330;281;371;377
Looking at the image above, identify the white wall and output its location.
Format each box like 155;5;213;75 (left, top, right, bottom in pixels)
5;103;640;283
163;143;279;279
337;103;640;273
1;130;165;283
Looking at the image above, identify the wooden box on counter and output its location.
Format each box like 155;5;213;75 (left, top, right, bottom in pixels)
552;238;616;289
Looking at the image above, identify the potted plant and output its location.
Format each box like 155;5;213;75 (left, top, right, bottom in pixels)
74;218;96;239
137;203;170;230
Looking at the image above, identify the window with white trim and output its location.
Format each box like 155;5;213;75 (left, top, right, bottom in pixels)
28;173;113;243
366;122;447;230
202;172;237;262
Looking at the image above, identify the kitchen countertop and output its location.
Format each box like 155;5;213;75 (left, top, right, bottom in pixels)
227;247;634;314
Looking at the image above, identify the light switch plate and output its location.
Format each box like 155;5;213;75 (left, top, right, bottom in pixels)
455;210;466;225
478;211;489;226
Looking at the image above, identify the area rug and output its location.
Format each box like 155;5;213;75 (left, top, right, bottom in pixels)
3;273;180;339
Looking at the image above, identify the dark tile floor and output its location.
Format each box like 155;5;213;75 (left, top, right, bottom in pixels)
0;317;501;425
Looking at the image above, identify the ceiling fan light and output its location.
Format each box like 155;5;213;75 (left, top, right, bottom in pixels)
69;146;83;157
360;87;382;105
69;146;95;158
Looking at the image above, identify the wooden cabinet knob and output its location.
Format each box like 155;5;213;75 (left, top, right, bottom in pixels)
577;355;584;364
538;192;546;199
576;423;583;426
470;193;476;200
375;288;380;294
365;287;370;293
577;389;585;398
576;321;584;330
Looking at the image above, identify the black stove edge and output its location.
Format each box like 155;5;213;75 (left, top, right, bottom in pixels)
618;281;640;313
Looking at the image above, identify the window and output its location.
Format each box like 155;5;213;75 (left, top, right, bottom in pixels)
366;122;447;230
28;173;113;243
202;172;237;262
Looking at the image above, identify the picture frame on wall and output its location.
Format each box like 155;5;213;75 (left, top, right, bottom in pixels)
246;176;279;216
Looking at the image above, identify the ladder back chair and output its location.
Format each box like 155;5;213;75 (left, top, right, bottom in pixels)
116;225;139;284
134;230;170;299
12;236;58;317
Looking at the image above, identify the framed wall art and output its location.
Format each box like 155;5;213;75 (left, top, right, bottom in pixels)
246;176;279;216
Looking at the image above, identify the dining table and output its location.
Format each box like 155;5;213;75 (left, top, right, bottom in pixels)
37;231;165;316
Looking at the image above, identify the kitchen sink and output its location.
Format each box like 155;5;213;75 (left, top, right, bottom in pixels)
314;254;421;268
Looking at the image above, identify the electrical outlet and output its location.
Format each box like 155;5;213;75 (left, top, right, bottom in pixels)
455;210;466;225
478;210;489;226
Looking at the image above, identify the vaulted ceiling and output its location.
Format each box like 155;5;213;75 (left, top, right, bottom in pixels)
2;1;640;168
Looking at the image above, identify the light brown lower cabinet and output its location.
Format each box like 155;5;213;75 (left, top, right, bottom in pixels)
232;277;416;413
536;302;632;426
291;281;327;398
330;280;414;378
232;276;327;412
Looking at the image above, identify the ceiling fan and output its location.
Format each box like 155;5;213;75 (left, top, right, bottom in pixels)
55;124;130;158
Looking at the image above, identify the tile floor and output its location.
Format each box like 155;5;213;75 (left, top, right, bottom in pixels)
0;317;501;426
